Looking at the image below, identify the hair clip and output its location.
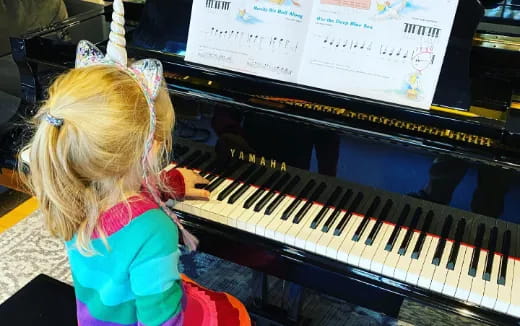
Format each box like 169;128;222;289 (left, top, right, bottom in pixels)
44;113;64;127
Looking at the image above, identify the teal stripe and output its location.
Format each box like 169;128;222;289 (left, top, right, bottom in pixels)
72;267;134;306
130;251;181;296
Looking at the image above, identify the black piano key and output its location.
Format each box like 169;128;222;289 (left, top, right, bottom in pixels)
469;223;486;277
333;192;364;236
293;182;327;224
411;210;434;259
321;189;353;232
398;207;422;256
483;227;498;281
311;186;342;229
432;215;453;266
365;199;393;245
447;218;466;270
498;230;512;285
254;173;291;212
228;167;266;204
243;171;281;209
217;165;257;201
265;176;300;215
385;204;411;251
206;160;243;191
352;196;381;242
282;180;316;220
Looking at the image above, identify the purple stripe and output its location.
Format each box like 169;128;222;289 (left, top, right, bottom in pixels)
138;312;183;326
76;300;136;326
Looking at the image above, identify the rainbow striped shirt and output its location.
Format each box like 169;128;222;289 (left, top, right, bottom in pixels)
66;195;183;326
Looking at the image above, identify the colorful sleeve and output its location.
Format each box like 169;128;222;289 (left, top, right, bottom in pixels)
129;210;184;326
160;168;186;200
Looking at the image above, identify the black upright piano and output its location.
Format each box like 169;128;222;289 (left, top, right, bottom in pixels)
5;0;520;324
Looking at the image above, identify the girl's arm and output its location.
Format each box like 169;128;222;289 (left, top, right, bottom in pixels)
160;167;210;201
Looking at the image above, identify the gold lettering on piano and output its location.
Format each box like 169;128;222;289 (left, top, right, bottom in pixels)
228;148;287;171
253;95;499;149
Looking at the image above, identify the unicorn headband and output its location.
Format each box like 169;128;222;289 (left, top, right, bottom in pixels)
70;0;198;250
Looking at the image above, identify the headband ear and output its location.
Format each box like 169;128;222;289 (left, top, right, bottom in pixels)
130;59;163;100
75;40;106;68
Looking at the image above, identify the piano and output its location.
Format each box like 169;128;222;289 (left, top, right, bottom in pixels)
4;0;520;324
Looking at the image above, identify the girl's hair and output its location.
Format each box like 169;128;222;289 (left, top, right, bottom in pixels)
19;65;174;254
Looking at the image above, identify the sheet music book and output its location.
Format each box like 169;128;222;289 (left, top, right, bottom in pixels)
185;0;459;110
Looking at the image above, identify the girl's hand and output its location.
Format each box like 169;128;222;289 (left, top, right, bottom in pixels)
176;168;210;200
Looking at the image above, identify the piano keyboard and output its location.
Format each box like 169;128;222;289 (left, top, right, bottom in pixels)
169;143;520;319
403;23;440;39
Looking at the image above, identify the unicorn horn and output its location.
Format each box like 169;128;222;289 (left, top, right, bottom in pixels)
106;0;127;66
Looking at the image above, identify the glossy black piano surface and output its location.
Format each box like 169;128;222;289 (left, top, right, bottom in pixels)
5;0;520;325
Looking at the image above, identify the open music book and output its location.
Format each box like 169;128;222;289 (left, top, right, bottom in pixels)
186;0;459;110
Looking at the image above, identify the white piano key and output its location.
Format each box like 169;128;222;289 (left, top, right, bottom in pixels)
262;197;294;239
294;206;329;249
508;258;520;317
429;240;453;293
225;187;258;228
285;205;322;246
273;200;305;243
393;231;420;281
330;214;363;260
481;253;501;309
442;245;468;297
199;180;234;224
454;245;474;301
417;236;439;289
495;256;514;314
467;250;486;305
360;223;392;271
345;219;376;267
406;236;434;286
370;223;395;275
381;228;408;278
304;209;339;253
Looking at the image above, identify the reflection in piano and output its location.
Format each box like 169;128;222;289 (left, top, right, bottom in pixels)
5;0;520;325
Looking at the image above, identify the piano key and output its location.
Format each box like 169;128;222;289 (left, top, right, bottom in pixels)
361;223;393;272
467;250;487;305
243;171;281;209
311;186;342;229
333;192;365;236
282;179;316;221
430;240;453;293
293;182;327;224
453;244;474;301
189;152;212;170
385;204;411;251
365;199;393;245
417;236;439;289
346;218;377;267
442;245;468;297
411;210;434;259
198;179;235;224
352;196;381;242
254;173;291;212
406;230;434;285
217;165;257;201
263;197;297;239
508;259;520;317
398;207;422;256
495;256;514;314
432;215;453;266
481;252;501;309
393;230;420;281
381;228;408;278
483;227;499;281
304;208;337;253
206;160;243;191
285;204;323;246
447;218;467;270
226;187;260;228
176;149;202;168
228;167;266;204
499;230;512;285
265;175;301;215
333;214;364;261
319;189;353;231
469;224;486;277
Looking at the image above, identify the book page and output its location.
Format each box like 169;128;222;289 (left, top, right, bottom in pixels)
185;0;314;83
298;0;459;110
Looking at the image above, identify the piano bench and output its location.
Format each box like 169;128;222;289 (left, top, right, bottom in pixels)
0;274;77;326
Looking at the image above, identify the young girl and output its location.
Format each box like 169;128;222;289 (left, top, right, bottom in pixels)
20;1;251;325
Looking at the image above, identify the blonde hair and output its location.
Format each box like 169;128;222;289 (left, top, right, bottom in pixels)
20;65;174;254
